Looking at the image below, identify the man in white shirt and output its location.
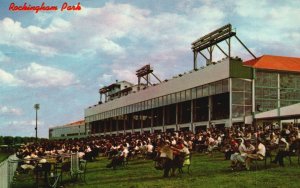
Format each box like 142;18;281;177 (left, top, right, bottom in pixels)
146;142;154;159
207;135;218;156
245;138;266;170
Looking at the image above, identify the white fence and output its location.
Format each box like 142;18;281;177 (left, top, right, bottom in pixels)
0;155;19;188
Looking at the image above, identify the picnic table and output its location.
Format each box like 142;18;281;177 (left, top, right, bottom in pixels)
9;153;72;188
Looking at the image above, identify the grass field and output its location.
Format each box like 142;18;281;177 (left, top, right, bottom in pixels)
13;152;300;188
0;152;10;163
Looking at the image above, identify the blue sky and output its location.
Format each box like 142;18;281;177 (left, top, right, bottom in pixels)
0;0;299;138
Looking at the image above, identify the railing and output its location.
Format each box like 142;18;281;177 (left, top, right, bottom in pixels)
0;154;19;188
0;156;9;188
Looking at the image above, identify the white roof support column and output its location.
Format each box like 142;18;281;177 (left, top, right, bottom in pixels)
150;109;153;133
176;103;178;131
229;78;233;127
162;106;165;132
141;113;144;133
208;96;212;126
191;100;194;133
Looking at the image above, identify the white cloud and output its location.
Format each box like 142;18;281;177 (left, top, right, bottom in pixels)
233;0;300;28
0;105;22;115
0;68;23;86
6;120;43;126
97;73;113;87
234;0;268;18
0;120;45;137
15;63;79;87
233;0;300;46
1;1;298;85
0;18;59;56
0;63;79;88
1;1;298;60
112;68;137;84
0;2;226;59
81;2;226;83
90;36;125;55
95;3;226;81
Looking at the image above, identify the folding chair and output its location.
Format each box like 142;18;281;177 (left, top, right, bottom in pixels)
78;159;87;182
54;160;70;183
179;153;192;175
70;152;80;180
47;172;61;188
264;150;272;168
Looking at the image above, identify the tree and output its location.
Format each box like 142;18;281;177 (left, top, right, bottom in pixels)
14;136;23;144
3;136;14;146
0;136;3;145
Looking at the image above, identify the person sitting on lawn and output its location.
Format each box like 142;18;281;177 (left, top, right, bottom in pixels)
245;137;266;170
225;137;239;160
206;134;218;156
106;146;124;169
271;137;289;167
83;145;93;161
158;140;174;177
231;139;255;170
146;141;154;159
230;138;244;168
179;141;191;169
164;140;188;176
121;144;129;163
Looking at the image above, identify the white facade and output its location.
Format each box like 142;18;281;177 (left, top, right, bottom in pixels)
84;56;261;136
49;120;86;139
255;103;300;119
85;58;230;119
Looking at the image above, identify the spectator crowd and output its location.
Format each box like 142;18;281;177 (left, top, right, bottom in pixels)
15;122;300;175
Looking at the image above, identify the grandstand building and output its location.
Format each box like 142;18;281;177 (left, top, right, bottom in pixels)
84;24;300;136
49;120;87;139
85;55;300;136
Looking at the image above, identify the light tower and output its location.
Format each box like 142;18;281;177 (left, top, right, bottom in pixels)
34;103;40;143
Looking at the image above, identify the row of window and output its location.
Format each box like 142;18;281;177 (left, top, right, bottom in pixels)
256;88;277;100
254;71;300;112
232;78;251;92
256;71;300;89
256;99;278;112
280;73;300;89
255;88;300;100
91;95;232;134
86;79;229;122
256;98;300;112
280;89;300;101
231;78;252;117
256;71;278;87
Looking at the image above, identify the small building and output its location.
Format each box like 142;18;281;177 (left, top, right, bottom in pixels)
99;81;135;102
49;120;87;139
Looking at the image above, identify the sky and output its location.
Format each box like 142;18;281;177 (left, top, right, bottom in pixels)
0;0;299;138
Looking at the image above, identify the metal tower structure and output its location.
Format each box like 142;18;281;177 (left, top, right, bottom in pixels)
136;64;161;91
191;24;256;70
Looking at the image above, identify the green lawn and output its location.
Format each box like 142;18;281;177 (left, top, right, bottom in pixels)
12;152;300;188
0;152;10;163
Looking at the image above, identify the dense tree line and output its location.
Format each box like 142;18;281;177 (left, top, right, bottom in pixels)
0;136;45;146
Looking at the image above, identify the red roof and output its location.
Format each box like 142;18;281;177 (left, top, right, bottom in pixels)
244;55;300;73
66;120;85;127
